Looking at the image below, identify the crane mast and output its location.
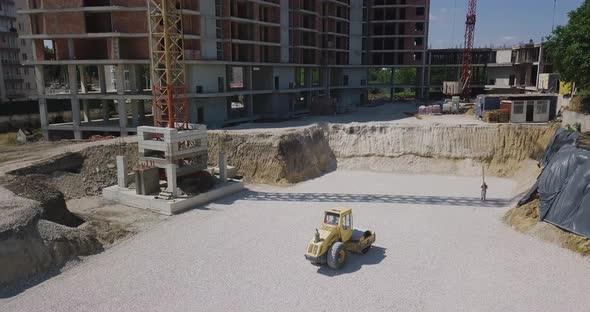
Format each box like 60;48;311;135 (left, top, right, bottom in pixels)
460;0;477;99
148;0;188;129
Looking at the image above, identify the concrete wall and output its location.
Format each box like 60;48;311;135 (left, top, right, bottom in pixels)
252;94;275;116
272;94;291;118
563;110;590;132
199;0;218;60
495;49;512;64
348;0;363;65
273;66;295;89
251;66;273;90
186;64;226;93
488;67;513;86
191;97;227;128
336;89;362;108
341;68;367;88
279;0;290;63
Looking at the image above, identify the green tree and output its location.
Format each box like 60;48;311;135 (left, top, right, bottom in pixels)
394;68;417;85
545;0;590;89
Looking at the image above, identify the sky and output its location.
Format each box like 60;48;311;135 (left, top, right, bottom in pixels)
428;0;585;49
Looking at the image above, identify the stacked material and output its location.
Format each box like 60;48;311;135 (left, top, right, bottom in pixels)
483;109;510;123
498;109;510;123
483;111;499;123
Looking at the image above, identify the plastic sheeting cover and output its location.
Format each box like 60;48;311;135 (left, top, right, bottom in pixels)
517;128;572;206
539;128;578;167
538;145;590;238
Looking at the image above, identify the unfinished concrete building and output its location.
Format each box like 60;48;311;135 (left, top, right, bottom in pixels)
18;0;429;139
427;42;553;97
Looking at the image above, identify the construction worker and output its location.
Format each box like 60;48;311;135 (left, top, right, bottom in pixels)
481;182;488;201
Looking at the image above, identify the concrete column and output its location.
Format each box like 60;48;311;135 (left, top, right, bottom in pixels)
131;100;139;127
102;99;109;124
165;165;178;196
128;64;138;93
391;68;396;102
118;97;128;137
219;151;227;183
0;59;6;101
35;65;48;140
115;65;128;136
248;66;254;118
82;99;90;122
426;51;432;102
79;65;87;93
116;156;128;188
39;98;49;140
98;65;107;94
115;64;125;95
68;65;82;140
279;0;290;63
137;99;146;123
67;39;75;59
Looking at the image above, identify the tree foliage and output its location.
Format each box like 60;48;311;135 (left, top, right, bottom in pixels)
545;0;590;88
394;68;417;85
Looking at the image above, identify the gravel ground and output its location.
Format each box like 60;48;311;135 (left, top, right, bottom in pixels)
227;102;484;132
3;171;590;311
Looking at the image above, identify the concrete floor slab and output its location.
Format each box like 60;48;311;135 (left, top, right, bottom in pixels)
3;171;590;312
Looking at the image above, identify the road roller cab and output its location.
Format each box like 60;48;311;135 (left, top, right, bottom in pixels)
305;208;376;270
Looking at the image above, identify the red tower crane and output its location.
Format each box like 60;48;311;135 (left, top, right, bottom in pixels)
460;0;477;99
148;0;188;129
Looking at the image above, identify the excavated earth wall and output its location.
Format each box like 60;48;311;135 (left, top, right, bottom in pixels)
327;123;556;177
208;126;336;184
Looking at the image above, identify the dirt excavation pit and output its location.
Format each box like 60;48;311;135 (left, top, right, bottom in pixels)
0;119;568;293
5;143;139;200
0;144;160;292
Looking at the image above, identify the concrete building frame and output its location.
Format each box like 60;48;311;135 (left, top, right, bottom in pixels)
18;0;430;139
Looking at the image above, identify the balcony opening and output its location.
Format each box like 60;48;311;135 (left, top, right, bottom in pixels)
43;40;56;61
83;0;111;6
85;13;112;33
415;22;424;32
229;66;245;89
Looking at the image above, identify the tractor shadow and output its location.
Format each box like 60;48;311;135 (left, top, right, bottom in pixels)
317;246;387;276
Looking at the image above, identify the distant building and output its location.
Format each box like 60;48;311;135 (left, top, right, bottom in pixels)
427;42;554;97
0;0;36;104
15;0;36;98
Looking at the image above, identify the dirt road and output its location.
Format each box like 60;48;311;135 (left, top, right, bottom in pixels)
3;170;590;311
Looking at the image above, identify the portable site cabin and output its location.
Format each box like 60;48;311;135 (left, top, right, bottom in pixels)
475;94;557;123
505;94;557;123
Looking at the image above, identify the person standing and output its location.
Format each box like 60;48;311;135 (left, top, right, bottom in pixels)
481;182;488;201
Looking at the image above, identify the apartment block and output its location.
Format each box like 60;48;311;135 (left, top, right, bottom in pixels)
1;0;36;103
18;0;430;139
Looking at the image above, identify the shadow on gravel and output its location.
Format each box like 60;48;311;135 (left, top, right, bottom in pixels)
0;267;64;299
317;246;387;276
238;191;510;208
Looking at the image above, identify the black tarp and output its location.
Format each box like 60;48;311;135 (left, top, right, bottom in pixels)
537;145;590;237
517;128;578;206
539;128;578;167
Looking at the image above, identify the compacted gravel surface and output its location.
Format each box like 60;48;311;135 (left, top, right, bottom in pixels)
3;171;590;312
